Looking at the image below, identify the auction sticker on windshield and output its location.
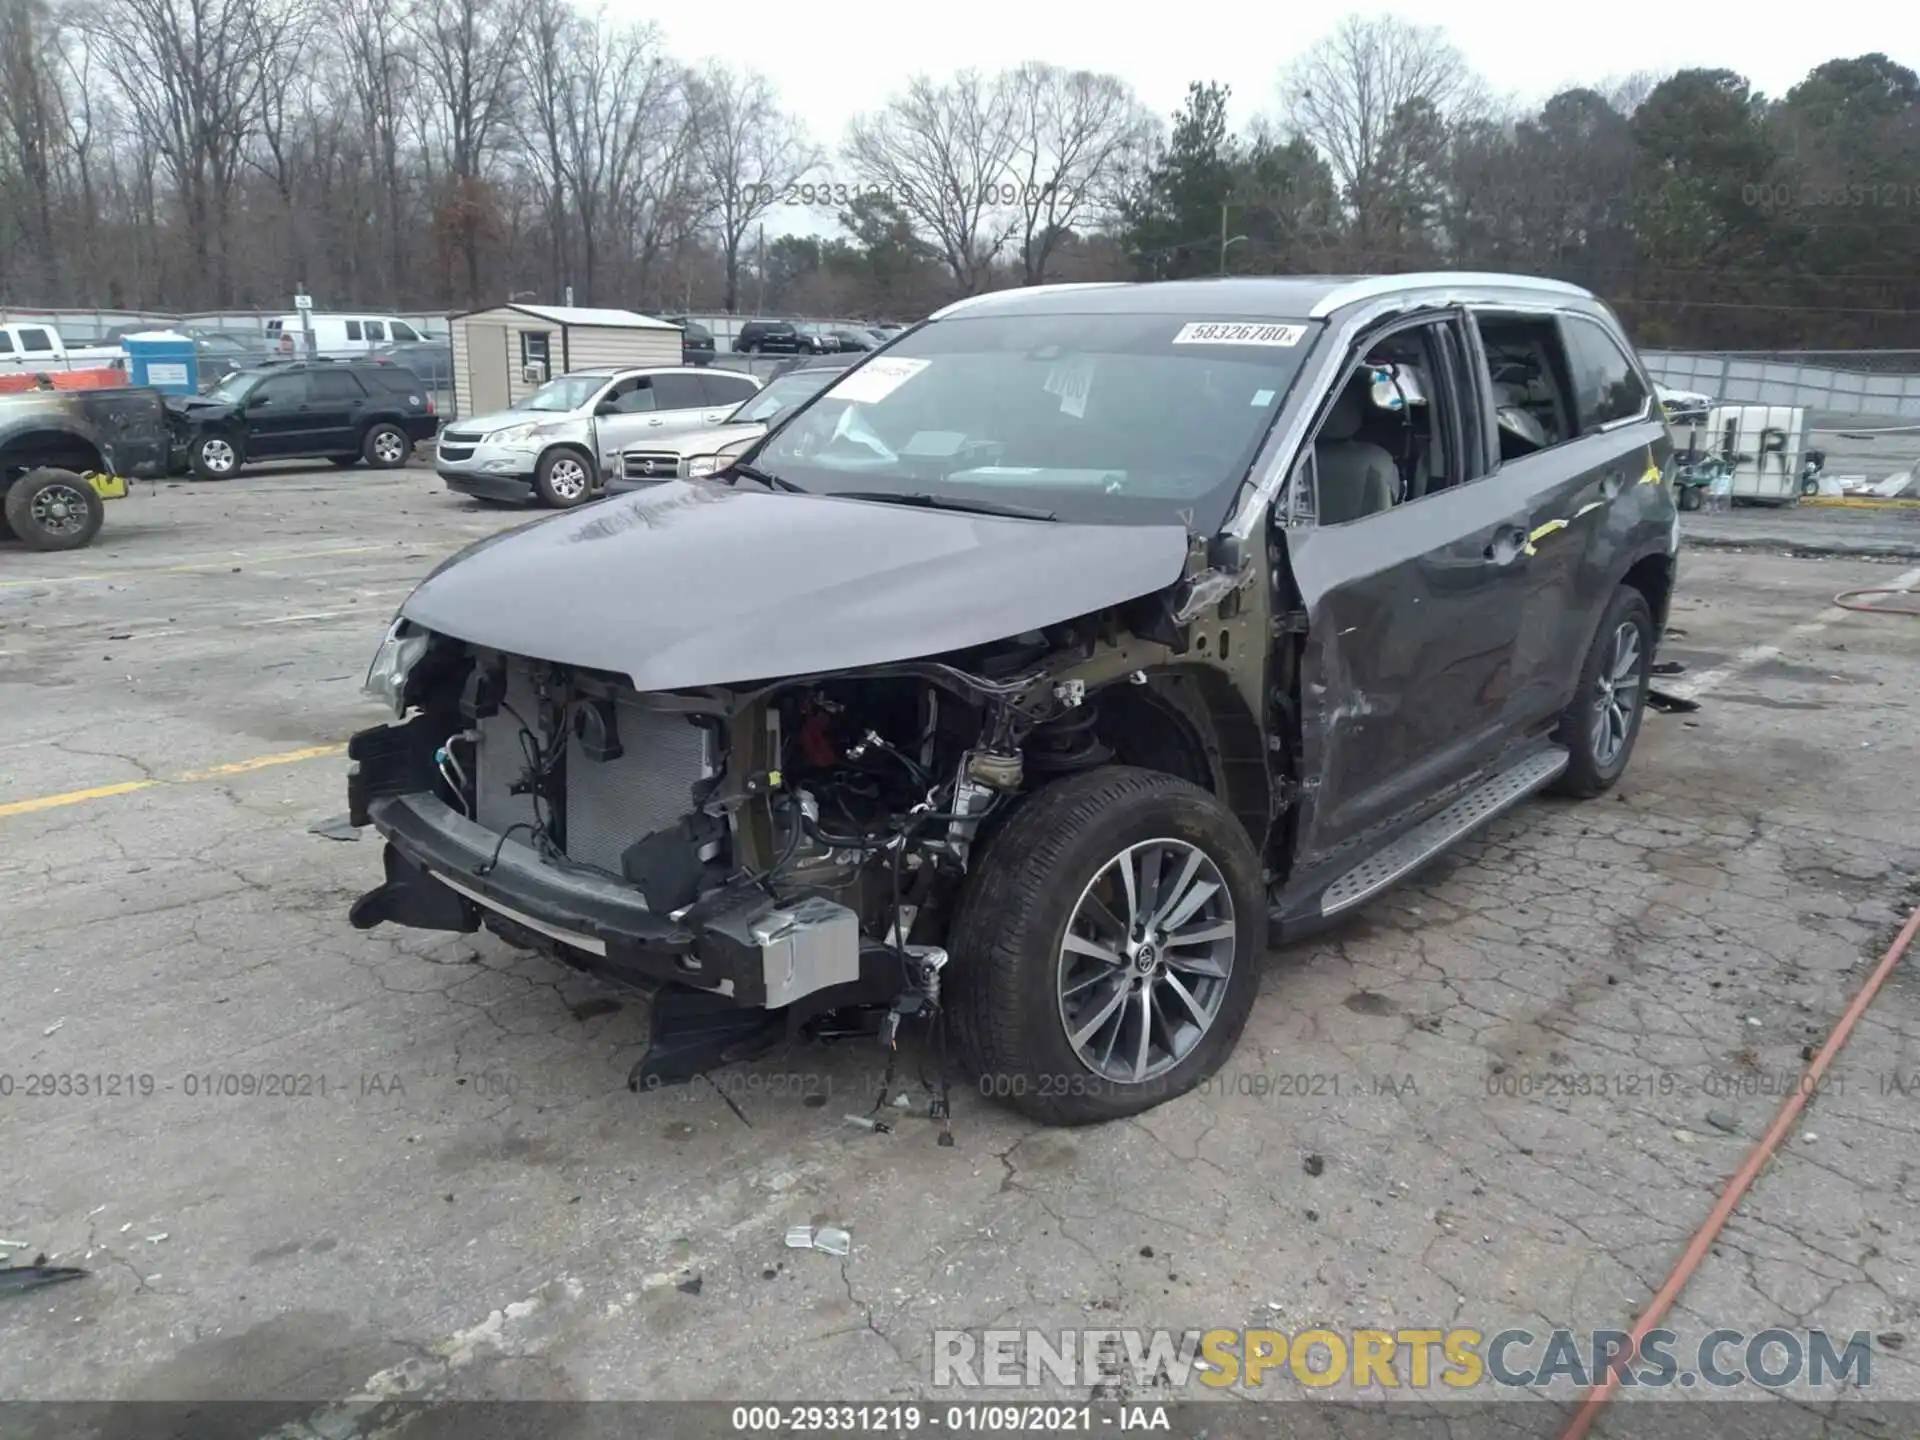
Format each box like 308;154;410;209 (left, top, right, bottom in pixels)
826;356;931;404
1172;322;1307;346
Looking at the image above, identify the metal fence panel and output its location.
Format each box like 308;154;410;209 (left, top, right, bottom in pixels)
1642;350;1920;424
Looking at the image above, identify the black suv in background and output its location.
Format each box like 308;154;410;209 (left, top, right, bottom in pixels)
167;361;440;479
732;320;801;355
665;318;716;366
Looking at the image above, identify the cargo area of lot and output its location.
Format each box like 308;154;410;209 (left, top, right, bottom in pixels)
3;467;1919;1427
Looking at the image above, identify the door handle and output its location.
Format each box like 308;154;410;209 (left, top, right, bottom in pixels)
648;418;664;426
1483;525;1527;564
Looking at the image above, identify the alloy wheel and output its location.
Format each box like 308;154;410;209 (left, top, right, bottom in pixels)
372;430;406;464
200;439;236;473
547;457;588;500
1056;838;1237;1084
1591;620;1643;768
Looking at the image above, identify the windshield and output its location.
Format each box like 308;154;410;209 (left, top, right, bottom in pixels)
207;371;261;403
752;311;1320;527
520;374;609;412
731;370;843;424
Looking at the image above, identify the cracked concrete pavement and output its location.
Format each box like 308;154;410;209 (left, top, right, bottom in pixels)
4;466;1920;1432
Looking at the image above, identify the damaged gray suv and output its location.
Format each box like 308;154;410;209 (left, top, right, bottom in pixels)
346;273;1679;1126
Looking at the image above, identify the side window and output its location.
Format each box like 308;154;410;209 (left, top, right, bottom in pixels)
18;327;53;353
365;321;387;343
1562;317;1650;432
391;321;420;342
520;331;551;371
0;332;13;354
251;374;308;407
1471;312;1580;464
607;379;655;413
1303;317;1467;526
652;374;707;410
345;320;363;341
700;373;759;407
309;370;366;402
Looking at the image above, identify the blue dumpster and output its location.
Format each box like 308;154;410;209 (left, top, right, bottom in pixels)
122;331;200;395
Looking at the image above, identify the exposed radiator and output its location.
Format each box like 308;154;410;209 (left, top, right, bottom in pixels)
471;659;710;878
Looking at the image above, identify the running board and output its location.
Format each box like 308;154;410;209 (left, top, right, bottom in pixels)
1316;746;1570;918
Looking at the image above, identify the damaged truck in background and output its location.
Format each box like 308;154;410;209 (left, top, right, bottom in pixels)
345;273;1680;1125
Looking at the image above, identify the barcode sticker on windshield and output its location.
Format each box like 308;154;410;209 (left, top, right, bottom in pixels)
1172;322;1307;347
825;356;930;405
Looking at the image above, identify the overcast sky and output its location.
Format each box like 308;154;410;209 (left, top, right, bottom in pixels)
634;0;1915;240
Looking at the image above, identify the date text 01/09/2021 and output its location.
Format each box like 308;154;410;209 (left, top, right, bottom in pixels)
728;1404;1171;1431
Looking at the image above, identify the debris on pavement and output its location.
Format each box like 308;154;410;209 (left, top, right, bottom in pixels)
1647;689;1702;714
308;814;362;842
843;1113;890;1133
1706;1111;1739;1134
784;1225;851;1256
42;1018;63;1036
0;1260;88;1295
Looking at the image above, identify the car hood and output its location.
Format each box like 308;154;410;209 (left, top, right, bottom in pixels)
624;422;765;458
398;480;1192;691
164;394;238;422
447;407;580;435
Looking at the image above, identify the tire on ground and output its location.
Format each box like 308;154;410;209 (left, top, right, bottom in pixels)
362;423;411;469
945;765;1265;1126
190;432;242;480
4;467;105;551
1548;584;1654;799
533;446;595;508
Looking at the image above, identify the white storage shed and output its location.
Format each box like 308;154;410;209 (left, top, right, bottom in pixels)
449;304;682;419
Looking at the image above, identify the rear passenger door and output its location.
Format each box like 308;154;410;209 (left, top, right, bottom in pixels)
697;371;760;422
587;375;660;473
304;368;370;453
1467;309;1664;729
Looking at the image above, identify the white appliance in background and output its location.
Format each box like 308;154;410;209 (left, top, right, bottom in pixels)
1702;405;1808;504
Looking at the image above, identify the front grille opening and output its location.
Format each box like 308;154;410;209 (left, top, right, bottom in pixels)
471;658;716;879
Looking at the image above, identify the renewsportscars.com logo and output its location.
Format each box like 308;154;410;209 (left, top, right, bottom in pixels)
931;1327;1874;1391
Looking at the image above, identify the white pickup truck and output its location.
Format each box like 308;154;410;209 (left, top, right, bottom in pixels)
0;321;126;373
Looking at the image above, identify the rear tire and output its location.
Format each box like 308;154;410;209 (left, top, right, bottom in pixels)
1676;485;1701;512
4;467;105;551
363;423;411;469
1548;585;1653;799
945;766;1265;1126
533;447;595;508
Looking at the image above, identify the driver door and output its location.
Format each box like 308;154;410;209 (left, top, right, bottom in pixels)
588;375;658;474
1278;312;1535;864
241;372;312;457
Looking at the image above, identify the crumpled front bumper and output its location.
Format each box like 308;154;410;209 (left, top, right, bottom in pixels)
344;720;868;1011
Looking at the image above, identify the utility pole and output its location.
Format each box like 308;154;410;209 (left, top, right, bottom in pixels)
1219;202;1249;276
755;223;767;314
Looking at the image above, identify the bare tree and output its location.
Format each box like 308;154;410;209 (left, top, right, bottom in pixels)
406;0;520;302
1280;15;1486;264
1001;64;1154;285
341;0;418;304
0;0;64;294
687;62;816;312
78;0;295;303
844;71;1020;295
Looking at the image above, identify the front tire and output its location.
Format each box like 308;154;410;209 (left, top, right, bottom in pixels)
5;467;105;551
1549;585;1653;799
533;447;594;508
190;433;242;480
946;767;1265;1126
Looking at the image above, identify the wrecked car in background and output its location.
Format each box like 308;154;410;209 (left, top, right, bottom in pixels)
344;273;1679;1126
2;385;166;549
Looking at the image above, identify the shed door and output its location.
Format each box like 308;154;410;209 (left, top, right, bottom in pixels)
468;325;510;414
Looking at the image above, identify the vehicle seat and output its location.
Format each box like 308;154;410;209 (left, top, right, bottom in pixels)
1314;382;1398;524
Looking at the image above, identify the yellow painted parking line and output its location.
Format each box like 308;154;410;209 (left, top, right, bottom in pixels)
0;545;393;590
0;744;345;821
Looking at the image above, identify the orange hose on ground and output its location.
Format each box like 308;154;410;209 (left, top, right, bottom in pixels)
1834;585;1920;616
1557;895;1920;1440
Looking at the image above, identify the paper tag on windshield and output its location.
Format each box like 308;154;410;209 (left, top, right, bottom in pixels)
1043;357;1094;419
826;356;929;404
1172;322;1306;347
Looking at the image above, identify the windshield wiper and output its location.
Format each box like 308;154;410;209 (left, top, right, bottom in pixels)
729;461;806;493
830;491;1057;522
